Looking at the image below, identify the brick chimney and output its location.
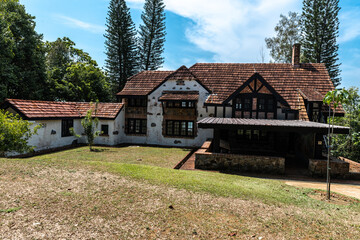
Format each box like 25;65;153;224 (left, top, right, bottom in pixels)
292;43;301;68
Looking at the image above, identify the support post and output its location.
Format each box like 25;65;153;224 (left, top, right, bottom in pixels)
213;128;220;153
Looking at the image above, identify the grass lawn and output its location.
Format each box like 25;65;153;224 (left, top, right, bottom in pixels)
0;146;360;239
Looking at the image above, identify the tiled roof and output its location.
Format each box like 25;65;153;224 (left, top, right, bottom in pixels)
165;65;197;80
116;71;173;96
117;63;336;112
189;63;335;109
3;99;124;119
158;91;199;101
298;88;324;102
198;117;349;134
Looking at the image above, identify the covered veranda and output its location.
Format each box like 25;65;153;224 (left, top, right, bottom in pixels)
197;117;349;174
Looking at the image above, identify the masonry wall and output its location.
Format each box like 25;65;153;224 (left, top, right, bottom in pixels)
195;152;285;174
121;79;213;147
309;158;350;177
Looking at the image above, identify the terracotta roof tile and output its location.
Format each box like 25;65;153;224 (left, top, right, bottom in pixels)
189;63;335;110
116;71;173;96
3;99;123;119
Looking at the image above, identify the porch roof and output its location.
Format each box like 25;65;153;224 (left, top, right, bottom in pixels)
197;117;349;134
158;91;199;101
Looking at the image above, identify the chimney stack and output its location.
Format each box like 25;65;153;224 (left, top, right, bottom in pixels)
292;43;301;68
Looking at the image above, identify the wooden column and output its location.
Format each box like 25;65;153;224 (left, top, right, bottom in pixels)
213;128;221;153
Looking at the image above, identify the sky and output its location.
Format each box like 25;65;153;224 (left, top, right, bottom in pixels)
20;0;360;89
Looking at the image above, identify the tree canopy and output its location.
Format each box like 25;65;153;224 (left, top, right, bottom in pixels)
265;12;302;63
0;0;47;101
45;37;111;102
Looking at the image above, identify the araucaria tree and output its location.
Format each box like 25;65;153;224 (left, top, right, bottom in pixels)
104;0;137;93
265;12;302;63
138;0;166;71
302;0;341;86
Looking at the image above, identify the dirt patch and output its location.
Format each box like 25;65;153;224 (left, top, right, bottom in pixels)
284;179;360;200
308;190;360;205
0;161;360;239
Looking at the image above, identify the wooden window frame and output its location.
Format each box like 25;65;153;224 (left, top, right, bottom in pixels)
128;97;147;107
166;101;196;108
101;124;109;136
127;118;147;134
165;120;195;137
61;119;74;137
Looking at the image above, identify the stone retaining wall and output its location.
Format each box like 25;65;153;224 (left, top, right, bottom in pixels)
309;158;350;177
195;152;285;174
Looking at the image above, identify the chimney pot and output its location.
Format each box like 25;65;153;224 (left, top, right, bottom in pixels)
292;44;301;68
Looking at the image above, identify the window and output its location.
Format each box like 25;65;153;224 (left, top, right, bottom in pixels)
101;124;109;135
236;129;268;142
128;98;147;107
165;120;195;137
61;119;73;137
166;101;196;108
235;97;252;110
127;119;147;134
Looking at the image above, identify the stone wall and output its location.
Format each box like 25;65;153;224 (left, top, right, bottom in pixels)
195;152;285;174
309;158;350;177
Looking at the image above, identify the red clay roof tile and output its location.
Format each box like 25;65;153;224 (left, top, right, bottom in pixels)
3;99;123;119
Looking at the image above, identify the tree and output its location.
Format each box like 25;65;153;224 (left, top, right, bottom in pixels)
323;88;349;200
71;104;100;151
265;12;302;63
302;0;341;86
331;87;360;162
0;110;39;156
138;0;166;71
0;0;47;101
104;0;137;93
45;37;111;102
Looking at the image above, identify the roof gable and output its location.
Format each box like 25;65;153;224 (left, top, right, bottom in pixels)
223;73;289;107
148;65;211;95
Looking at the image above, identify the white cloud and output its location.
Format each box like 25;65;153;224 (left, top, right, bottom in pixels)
128;0;300;63
55;15;105;34
339;8;360;43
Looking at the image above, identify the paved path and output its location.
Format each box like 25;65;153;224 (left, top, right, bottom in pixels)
284;179;360;199
179;151;196;170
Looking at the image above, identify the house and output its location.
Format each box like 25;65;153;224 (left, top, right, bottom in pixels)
1;99;124;154
0;44;350;176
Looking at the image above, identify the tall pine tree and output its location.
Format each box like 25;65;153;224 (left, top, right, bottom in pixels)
302;0;341;86
138;0;166;71
104;0;137;92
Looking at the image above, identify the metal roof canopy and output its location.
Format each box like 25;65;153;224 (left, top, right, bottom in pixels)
197;117;349;134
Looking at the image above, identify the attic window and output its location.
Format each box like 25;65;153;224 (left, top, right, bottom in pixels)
176;80;185;85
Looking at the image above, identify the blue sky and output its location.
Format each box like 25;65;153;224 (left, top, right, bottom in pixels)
20;0;360;89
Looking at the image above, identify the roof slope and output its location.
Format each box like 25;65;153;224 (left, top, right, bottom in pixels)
2;99;124;119
117;71;173;96
190;63;335;109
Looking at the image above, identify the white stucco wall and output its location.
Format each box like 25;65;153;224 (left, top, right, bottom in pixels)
27;119;82;151
121;79;213;147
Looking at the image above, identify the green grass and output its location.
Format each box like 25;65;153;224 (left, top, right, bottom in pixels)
30;146;190;169
0;207;22;213
3;146;359;210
